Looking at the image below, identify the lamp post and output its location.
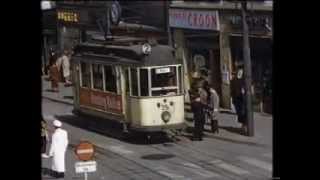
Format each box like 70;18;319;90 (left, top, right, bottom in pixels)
241;1;254;136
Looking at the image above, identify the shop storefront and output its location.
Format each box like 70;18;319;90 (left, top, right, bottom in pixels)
170;3;272;113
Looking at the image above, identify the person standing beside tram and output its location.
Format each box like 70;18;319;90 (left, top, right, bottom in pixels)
231;65;247;133
190;72;207;141
61;49;72;86
203;80;220;133
49;55;60;92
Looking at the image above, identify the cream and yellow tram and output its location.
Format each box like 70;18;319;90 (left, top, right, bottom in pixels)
71;42;185;133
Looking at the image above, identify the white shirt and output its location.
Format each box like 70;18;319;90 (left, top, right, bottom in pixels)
61;55;70;78
49;128;68;172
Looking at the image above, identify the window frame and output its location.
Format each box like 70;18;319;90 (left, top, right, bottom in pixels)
103;64;118;94
150;65;180;96
79;61;92;89
91;63;104;91
128;65;183;97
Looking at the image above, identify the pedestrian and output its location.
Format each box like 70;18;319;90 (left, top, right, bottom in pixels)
41;118;49;158
49;57;60;92
203;81;220;133
45;49;55;76
189;73;207;141
231;66;247;133
61;49;72;86
46;120;69;178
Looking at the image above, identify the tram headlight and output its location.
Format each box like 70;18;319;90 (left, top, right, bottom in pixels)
161;111;171;123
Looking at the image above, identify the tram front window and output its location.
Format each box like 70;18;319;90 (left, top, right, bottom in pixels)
151;66;178;96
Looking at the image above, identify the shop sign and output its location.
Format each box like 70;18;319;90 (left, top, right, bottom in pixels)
57;10;79;23
169;8;220;31
226;13;272;33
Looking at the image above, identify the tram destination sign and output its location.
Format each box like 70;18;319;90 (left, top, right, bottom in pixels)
156;67;171;74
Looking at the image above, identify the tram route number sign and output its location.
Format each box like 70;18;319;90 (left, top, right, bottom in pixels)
75;161;97;173
142;43;152;55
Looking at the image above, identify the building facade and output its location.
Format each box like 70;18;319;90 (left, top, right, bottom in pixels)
169;1;272;113
55;1;170;52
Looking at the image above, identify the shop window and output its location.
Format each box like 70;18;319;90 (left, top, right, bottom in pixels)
92;64;103;90
130;68;138;96
104;65;117;93
140;69;149;96
80;62;91;88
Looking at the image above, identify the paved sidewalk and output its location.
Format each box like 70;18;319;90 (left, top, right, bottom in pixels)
41;76;272;147
42;76;73;105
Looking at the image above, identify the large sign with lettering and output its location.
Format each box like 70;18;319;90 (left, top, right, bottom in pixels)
57;10;80;23
79;88;122;114
225;13;272;35
169;8;220;31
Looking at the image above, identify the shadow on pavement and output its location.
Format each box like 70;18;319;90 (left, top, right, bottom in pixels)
141;153;175;160
55;114;174;145
63;95;73;100
219;126;245;135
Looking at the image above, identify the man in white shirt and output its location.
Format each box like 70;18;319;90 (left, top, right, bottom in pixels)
47;120;69;178
61;50;71;85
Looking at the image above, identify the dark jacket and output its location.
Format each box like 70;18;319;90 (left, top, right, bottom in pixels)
231;78;245;98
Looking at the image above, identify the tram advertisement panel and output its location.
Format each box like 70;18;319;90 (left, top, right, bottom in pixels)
79;88;123;114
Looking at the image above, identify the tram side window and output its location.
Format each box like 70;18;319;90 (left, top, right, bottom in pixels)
125;68;129;94
80;62;91;88
130;68;138;96
140;69;149;96
104;65;117;93
92;64;103;90
178;66;183;94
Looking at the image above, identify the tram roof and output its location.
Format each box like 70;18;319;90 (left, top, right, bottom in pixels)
72;42;179;66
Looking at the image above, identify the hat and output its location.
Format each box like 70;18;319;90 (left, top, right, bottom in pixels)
53;120;62;127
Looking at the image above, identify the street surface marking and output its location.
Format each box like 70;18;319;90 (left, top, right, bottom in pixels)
238;156;272;172
209;159;250;175
181;162;221;178
107;145;134;155
155;166;187;179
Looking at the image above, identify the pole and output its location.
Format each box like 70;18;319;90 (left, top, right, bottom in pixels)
166;1;172;46
241;1;254;136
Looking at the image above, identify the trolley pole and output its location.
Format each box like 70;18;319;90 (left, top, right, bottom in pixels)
166;0;172;46
241;1;254;136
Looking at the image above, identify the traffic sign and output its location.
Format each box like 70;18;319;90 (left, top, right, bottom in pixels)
75;141;95;161
75;161;97;173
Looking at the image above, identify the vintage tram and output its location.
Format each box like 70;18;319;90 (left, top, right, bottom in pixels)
71;40;185;133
